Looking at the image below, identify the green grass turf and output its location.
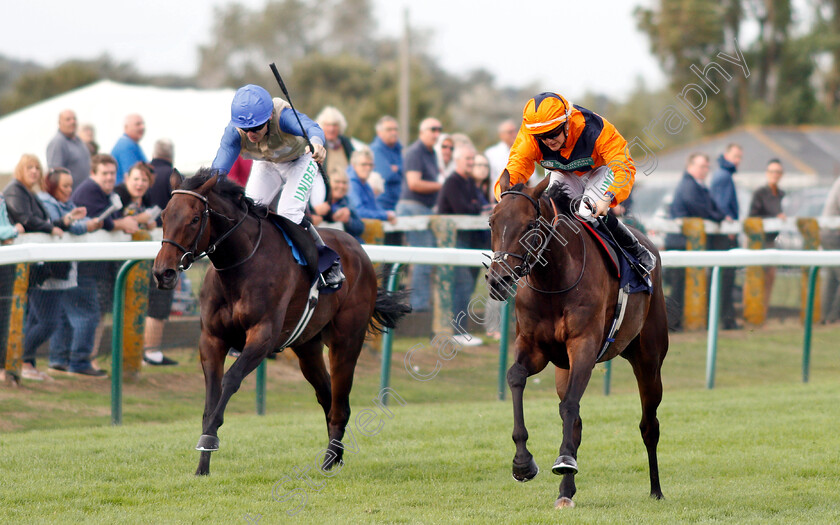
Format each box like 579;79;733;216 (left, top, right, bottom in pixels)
2;322;840;523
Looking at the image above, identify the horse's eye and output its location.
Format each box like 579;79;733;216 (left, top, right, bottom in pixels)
191;216;200;225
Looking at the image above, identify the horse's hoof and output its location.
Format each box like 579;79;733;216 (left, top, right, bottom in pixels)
322;456;344;471
196;434;220;451
551;455;578;475
554;497;575;509
512;457;539;482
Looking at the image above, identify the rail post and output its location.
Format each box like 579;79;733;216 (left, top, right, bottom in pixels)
797;218;821;324
111;259;143;425
802;266;819;383
706;265;722;389
379;264;402;400
498;291;514;401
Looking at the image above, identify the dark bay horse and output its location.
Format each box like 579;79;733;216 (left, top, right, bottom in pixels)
486;174;668;508
153;169;410;476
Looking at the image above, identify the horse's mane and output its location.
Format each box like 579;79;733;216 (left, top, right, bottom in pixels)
506;181;576;218
183;168;267;215
543;181;576;217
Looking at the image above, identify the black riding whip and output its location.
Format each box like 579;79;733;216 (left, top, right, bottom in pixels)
269;62;331;202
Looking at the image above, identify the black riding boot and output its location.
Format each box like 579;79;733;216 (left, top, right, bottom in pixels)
603;214;656;282
303;220;345;289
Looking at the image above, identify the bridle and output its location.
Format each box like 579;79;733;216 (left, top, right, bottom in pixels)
492;189;586;294
161;189;263;271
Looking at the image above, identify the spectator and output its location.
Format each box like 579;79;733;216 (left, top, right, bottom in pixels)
347;149;396;224
822;172;840;324
115;162;158;230
369;116;403;212
79;122;99;156
709;143;743;330
4;155;64;237
0;193;24;379
748;159;786;306
147;139;181;224
4;157;74;380
485;119;535;201
396;117;444;312
664;153;725;332
437;145;485;346
28;168;97;377
46;109;91;190
471;152;500;338
111;113;147;183
319;170;364;241
69;154;141;376
435;133;456;178
316;106;354;183
146;140;183;366
471;153;493;212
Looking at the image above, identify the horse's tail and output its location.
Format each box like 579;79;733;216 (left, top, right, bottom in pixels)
369;288;412;334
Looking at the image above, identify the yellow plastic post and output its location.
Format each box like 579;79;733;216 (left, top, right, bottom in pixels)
742;217;766;325
361;218;385;246
122;231;152;376
682;218;707;330
4;263;29;383
797;218;821;324
429;216;457;336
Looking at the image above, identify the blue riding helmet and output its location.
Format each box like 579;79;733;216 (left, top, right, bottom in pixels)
229;84;273;128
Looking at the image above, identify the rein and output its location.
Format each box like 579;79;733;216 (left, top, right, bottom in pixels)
161;189;263;272
495;189;586;295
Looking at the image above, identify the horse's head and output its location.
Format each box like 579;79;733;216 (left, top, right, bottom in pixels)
485;172;552;300
153;170;221;289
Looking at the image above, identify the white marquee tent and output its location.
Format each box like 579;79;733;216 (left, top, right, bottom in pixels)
0;80;236;175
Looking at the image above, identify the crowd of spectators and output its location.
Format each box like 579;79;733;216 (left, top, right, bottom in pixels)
0;108;182;381
2;104;522;381
664;144;793;332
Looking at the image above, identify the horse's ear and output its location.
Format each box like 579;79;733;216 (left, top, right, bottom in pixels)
532;175;551;198
499;170;511;193
170;168;183;191
197;173;219;195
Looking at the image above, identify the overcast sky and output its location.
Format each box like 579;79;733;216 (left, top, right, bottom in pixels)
0;0;665;101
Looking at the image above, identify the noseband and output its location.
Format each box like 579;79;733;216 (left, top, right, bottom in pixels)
161;189;262;271
492;188;586;294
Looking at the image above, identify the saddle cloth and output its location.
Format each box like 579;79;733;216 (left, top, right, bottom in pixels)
269;214;341;295
576;218;652;295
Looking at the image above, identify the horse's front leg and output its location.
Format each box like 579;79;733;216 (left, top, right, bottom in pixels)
552;334;599;508
195;331;227;475
197;322;273;460
508;336;548;482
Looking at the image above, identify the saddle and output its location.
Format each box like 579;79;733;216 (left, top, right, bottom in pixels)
575;216;652;295
270;214;320;284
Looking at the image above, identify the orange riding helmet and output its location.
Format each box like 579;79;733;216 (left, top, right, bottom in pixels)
522;92;572;136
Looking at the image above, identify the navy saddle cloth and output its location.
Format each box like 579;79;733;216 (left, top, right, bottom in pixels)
269;215;342;294
576;218;653;295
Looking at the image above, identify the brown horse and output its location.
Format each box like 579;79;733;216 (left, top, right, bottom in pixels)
486;174;668;508
153;169;410;476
